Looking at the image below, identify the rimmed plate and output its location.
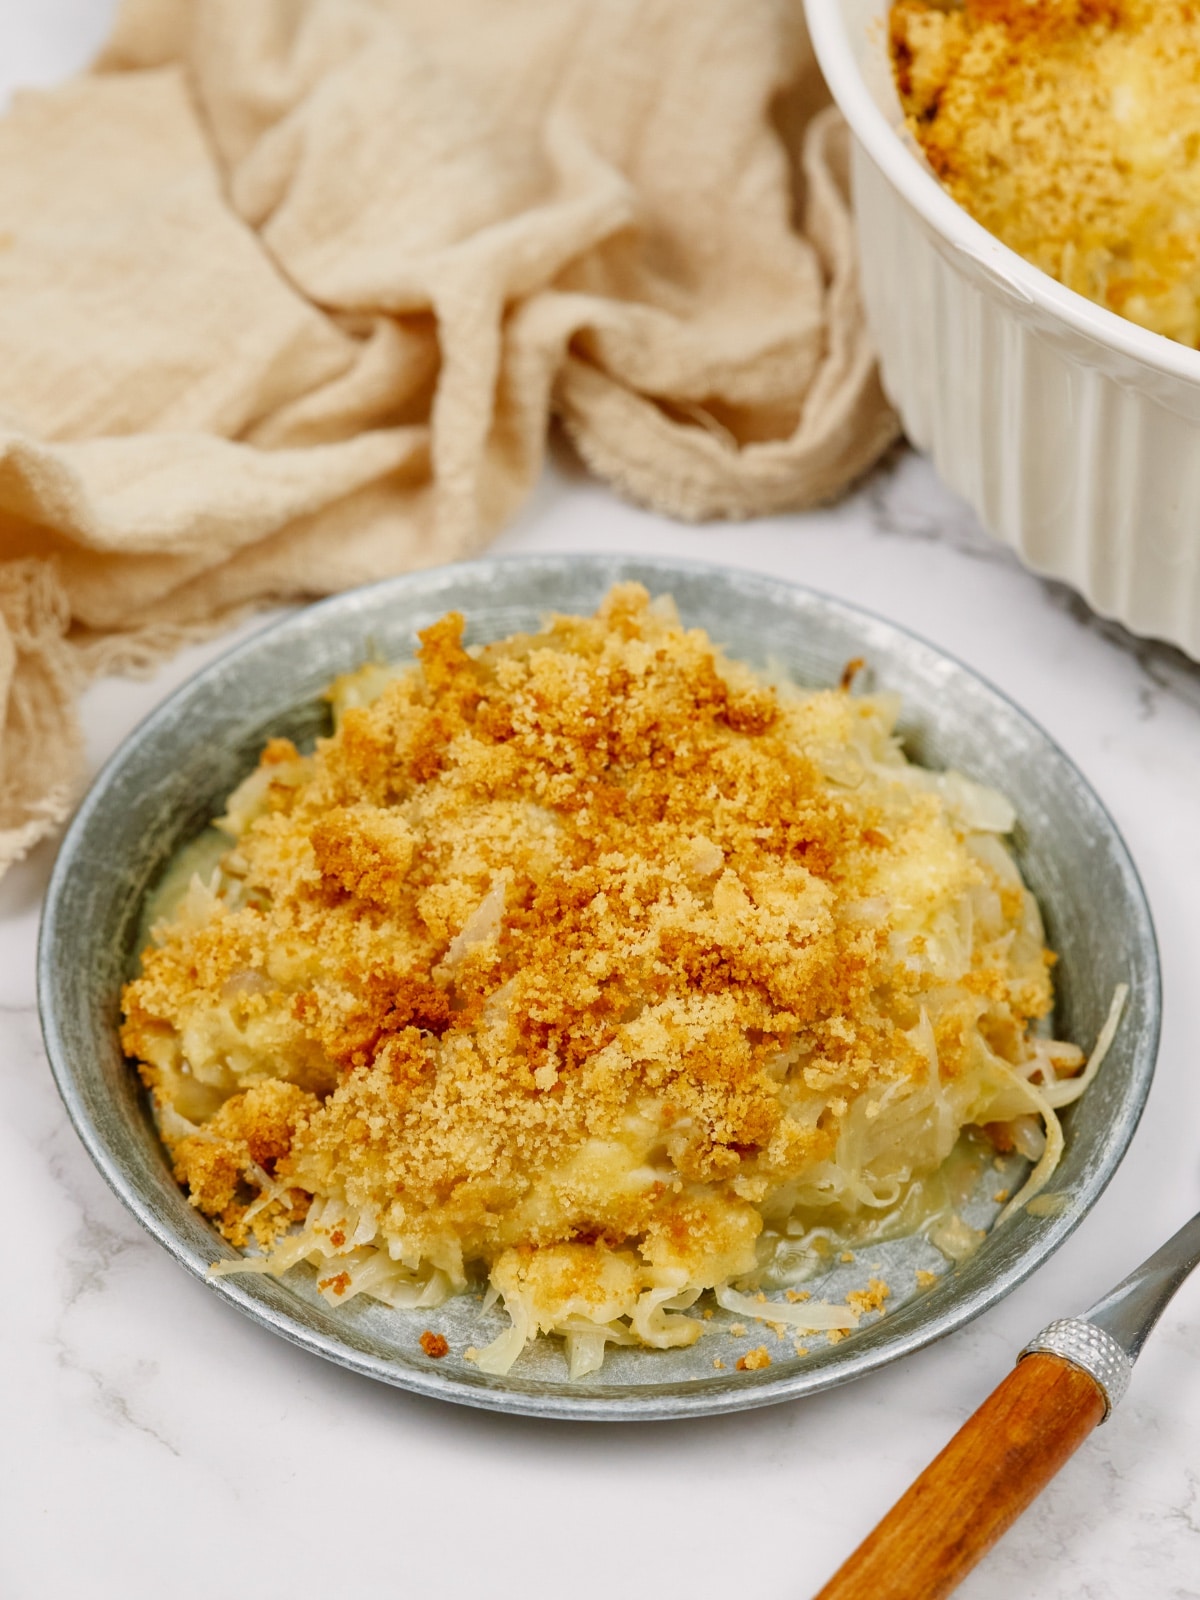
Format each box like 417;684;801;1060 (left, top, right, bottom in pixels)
38;555;1160;1419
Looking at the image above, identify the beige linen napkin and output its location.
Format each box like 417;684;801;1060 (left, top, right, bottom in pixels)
0;0;897;871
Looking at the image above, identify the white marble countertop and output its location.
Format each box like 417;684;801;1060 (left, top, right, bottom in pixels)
5;9;1200;1600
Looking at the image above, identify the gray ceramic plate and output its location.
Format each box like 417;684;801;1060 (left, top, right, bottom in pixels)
39;556;1160;1420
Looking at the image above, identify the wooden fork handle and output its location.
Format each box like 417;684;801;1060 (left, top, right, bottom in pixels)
813;1353;1106;1600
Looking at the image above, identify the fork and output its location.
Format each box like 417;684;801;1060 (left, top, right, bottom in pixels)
813;1208;1200;1600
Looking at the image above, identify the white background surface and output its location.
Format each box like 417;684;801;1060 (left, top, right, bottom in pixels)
4;8;1199;1598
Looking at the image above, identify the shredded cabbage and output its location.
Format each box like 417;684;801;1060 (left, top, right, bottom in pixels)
715;1285;860;1333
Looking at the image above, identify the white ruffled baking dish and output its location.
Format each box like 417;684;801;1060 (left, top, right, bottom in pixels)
805;0;1200;657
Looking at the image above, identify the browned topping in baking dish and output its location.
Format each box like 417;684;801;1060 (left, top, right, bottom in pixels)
891;1;1200;347
121;584;1101;1379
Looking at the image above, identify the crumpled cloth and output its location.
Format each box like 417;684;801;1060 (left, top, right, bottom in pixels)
0;0;897;871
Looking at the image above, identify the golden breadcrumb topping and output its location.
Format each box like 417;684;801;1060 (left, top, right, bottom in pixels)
891;1;1200;347
121;584;1071;1376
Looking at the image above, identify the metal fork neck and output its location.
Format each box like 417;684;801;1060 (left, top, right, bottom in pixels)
1018;1208;1200;1420
1085;1208;1200;1362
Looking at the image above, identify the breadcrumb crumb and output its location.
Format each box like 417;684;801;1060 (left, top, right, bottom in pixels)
846;1278;891;1317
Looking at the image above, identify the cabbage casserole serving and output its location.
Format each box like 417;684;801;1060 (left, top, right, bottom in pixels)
121;586;1115;1378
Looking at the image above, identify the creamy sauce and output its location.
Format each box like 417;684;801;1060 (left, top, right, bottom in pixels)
136;827;229;967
